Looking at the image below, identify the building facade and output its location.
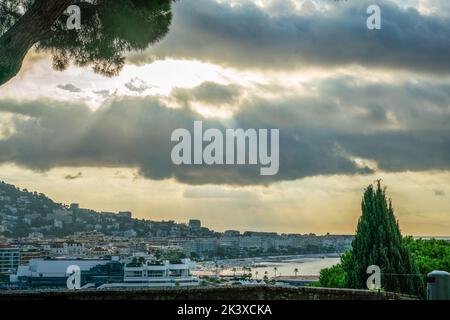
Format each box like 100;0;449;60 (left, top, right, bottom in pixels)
0;245;20;274
10;254;199;289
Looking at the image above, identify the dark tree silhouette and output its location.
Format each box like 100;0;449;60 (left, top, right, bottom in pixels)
344;181;425;297
0;0;174;86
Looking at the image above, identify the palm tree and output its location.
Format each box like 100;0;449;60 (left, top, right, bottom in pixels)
273;267;278;277
232;267;237;278
294;268;299;277
264;271;269;281
214;261;219;277
255;271;259;280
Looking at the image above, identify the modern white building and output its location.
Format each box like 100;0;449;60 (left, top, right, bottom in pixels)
12;257;109;280
98;254;199;289
9;254;199;289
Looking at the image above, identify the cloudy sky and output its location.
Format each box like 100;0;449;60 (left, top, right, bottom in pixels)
0;0;449;235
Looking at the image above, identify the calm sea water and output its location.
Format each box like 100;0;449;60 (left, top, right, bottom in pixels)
195;254;341;278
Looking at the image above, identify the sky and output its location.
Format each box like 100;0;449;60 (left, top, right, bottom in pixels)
0;0;449;235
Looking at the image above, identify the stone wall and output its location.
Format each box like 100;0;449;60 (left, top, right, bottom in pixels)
0;286;418;300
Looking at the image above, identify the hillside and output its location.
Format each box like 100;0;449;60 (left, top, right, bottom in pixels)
0;181;213;238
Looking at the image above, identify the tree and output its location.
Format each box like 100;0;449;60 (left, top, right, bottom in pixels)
316;250;351;288
344;181;424;297
317;263;346;288
0;0;174;86
404;237;450;275
294;268;299;277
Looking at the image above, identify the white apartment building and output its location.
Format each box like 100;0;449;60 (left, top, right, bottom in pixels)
43;242;85;256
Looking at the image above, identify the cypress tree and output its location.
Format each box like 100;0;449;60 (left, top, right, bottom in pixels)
344;181;424;297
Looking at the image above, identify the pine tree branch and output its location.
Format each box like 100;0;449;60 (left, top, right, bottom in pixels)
0;0;75;86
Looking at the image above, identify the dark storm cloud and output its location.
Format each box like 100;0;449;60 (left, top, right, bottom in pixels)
337;131;450;172
128;0;450;74
0;96;369;185
0;76;449;185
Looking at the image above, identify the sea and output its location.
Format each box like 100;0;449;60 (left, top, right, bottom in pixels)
193;254;341;278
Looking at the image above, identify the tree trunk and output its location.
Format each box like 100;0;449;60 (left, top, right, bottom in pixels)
0;0;75;86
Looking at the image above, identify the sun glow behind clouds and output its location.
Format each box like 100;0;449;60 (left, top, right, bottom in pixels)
1;51;325;118
1;53;270;114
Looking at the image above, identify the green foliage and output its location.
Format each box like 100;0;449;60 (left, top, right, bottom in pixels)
0;0;34;36
404;237;450;275
0;0;174;81
163;249;186;264
344;182;424;297
318;225;450;297
203;276;223;284
316;251;351;288
39;0;174;77
127;256;147;267
317;264;346;288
